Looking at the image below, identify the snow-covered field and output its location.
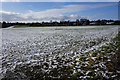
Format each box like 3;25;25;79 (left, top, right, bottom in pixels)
1;26;119;79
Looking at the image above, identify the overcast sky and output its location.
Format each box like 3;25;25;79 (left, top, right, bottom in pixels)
0;2;118;22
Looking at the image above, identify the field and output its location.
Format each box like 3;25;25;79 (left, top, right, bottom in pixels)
1;25;120;79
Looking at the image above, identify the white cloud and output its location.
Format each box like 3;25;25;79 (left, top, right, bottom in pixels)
25;3;116;19
0;11;29;21
0;11;81;22
0;3;117;22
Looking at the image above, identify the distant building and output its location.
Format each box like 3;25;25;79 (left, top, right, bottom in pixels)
106;22;114;25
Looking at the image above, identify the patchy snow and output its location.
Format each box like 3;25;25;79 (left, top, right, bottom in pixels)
1;25;119;78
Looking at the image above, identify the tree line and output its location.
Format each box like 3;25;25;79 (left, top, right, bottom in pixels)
0;19;120;28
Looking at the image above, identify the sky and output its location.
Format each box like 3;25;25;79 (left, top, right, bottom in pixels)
0;2;119;22
0;0;119;2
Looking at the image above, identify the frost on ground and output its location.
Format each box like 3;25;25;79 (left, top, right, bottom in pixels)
1;26;119;79
0;29;2;79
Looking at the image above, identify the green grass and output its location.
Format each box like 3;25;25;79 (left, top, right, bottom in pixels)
71;31;120;79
